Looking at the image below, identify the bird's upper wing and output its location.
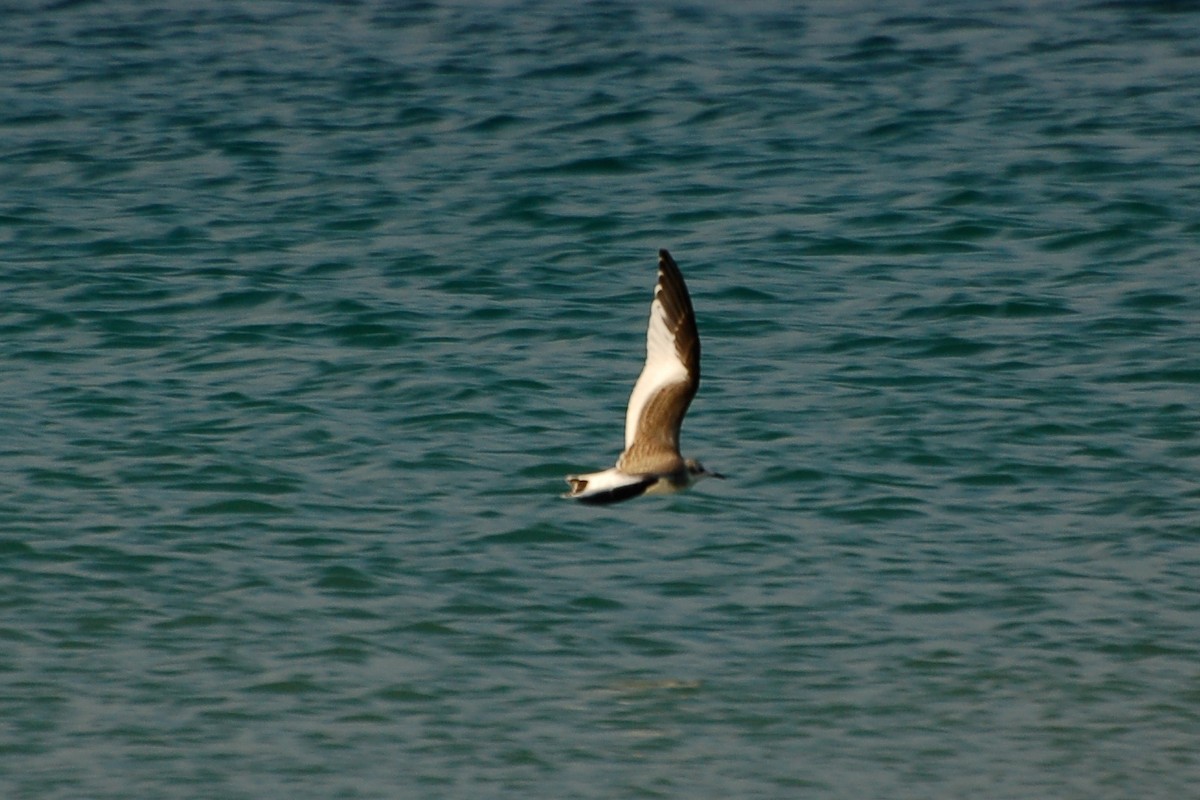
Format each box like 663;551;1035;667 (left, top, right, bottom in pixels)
620;250;700;461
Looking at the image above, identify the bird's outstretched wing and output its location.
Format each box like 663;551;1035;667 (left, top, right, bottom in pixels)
618;249;699;472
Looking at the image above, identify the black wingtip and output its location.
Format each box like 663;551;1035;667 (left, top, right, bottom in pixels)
657;249;684;284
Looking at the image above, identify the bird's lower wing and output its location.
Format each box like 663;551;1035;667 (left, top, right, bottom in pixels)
564;468;656;505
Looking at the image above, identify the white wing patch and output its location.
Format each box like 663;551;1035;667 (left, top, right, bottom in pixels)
624;286;689;450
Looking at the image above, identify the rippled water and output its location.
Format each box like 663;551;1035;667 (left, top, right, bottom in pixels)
3;1;1200;798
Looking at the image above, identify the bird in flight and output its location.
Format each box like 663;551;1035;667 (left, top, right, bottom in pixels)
565;249;723;505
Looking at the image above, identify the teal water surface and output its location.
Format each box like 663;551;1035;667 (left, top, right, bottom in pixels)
3;2;1200;798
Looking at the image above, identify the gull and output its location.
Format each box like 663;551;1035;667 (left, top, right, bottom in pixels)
565;249;723;505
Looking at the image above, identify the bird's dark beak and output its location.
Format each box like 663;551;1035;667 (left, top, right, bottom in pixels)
709;470;726;479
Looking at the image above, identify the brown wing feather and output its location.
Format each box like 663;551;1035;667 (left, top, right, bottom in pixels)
617;382;692;473
656;249;700;385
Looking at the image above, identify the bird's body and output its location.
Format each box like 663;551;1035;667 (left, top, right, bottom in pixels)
565;250;722;505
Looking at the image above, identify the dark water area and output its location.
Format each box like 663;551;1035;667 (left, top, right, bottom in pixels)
3;2;1199;798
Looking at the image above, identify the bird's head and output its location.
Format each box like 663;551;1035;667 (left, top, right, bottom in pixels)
685;459;725;482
